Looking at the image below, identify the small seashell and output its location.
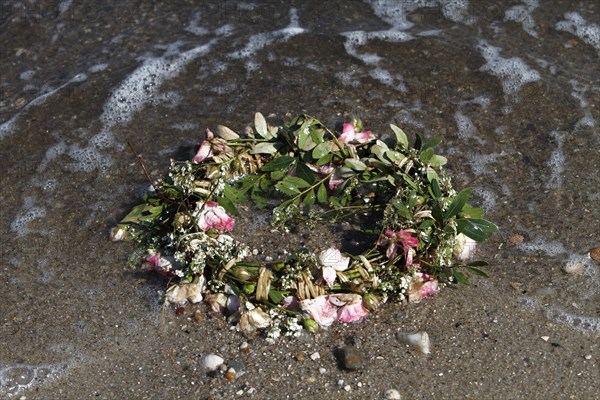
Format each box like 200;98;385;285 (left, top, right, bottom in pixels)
199;354;224;371
225;368;236;381
563;261;584;275
590;247;600;262
396;331;430;354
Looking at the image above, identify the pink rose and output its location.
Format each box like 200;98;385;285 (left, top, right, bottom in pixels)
338;123;375;144
318;248;350;287
300;295;337;328
408;272;439;303
192;129;231;163
329;293;369;323
196;201;235;232
378;229;419;266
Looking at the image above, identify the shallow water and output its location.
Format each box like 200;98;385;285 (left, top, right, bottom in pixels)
1;1;598;398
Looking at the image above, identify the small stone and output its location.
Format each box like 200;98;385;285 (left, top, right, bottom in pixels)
341;347;365;370
227;360;245;374
384;389;402;400
236;390;244;395
199;354;224;371
541;336;550;342
506;234;524;246
305;376;316;384
318;367;327;374
310;352;320;360
294;351;305;361
344;385;352;392
584;354;592;360
590;247;600;262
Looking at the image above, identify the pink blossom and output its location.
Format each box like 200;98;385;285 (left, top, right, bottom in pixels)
329;293;370;323
338;123;375;144
196;201;235;232
318;248;350;270
318;248;349;287
378;229;419;266
322;266;337;287
300;295;337;328
146;253;176;275
328;169;344;191
192;129;231;163
408;272;439;303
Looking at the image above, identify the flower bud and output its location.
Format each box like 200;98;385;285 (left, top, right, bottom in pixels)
303;318;320;333
362;293;381;312
233;267;252;281
243;283;256;296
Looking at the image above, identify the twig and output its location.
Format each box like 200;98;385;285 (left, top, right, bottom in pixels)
128;141;158;189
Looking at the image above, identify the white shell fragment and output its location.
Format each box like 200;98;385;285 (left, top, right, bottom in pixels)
199;354;224;371
396;331;431;354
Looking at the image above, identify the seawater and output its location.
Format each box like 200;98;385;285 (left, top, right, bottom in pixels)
1;1;598;397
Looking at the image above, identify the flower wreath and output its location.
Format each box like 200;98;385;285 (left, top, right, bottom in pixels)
113;113;497;338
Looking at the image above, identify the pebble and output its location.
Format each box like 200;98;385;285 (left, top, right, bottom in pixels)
199;354;224;371
318;367;327;374
310;352;320;360
384;389;402;399
294;351;305;361
305;376;316;384
590;247;600;262
344;385;352;392
340;347;365;370
584;354;592;360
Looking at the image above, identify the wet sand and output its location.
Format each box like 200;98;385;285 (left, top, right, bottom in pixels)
1;1;598;399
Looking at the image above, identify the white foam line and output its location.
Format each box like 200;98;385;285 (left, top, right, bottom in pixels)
100;39;217;131
229;8;304;59
504;0;540;38
517;238;566;257
545;131;564;189
0;73;88;142
556;12;600;54
477;40;541;97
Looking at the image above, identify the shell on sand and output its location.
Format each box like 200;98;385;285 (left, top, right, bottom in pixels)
396;331;430;354
199;354;224;371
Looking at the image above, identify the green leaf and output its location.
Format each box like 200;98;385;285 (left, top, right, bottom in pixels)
466;260;490;267
419;147;434;162
432;203;444;224
255;112;269;138
223;184;246;203
426;166;438;182
251;188;268;208
120;203;147;223
216;125;239;140
430;154;447;167
344;158;367;171
275;176;311;195
422;135;442;150
250;142;278;155
261;155;295;172
393;200;412;219
444;188;472;220
465;266;489;277
414;132;422;150
317;183;328;203
431;178;442;198
456;218;498;241
268;289;285;304
315;153;332;166
216;196;240;216
303;189;315;205
390;124;408;149
453;270;470;285
297;122;316;151
461;203;484;219
296;162;316;185
312;142;332;160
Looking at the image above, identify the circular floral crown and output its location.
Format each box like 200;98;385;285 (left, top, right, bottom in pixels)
113;113;497;338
